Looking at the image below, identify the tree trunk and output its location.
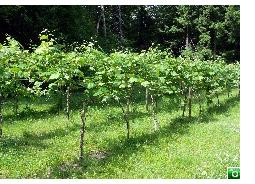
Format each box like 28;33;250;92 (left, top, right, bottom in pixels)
188;87;192;118
179;81;184;110
199;103;202;115
57;88;64;114
116;97;130;139
150;94;159;131
145;87;149;111
126;95;130;139
0;96;3;137
0;113;3;138
185;26;189;49
210;29;217;60
96;14;102;35
216;93;220;106
213;31;217;60
117;5;124;45
14;94;18;116
0;95;2;137
101;5;106;37
79;102;86;163
206;87;211;107
155;95;158;109
182;88;187;117
66;86;71;120
0;95;2;115
238;84;240;97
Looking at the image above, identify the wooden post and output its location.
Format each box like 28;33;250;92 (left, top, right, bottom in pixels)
216;93;220;106
150;94;159;131
0;94;2;114
206;88;211;108
117;97;130;139
188;87;192;118
14;94;18;116
79;102;86;163
182;88;187;117
66;86;71;120
145;87;149;111
155;95;158;109
238;84;240;97
0;113;3;138
57;88;64;114
126;95;130;139
0;95;2;137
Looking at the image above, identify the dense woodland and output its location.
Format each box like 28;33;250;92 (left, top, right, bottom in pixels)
0;5;239;62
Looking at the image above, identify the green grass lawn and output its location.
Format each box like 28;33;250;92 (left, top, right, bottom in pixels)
0;90;240;179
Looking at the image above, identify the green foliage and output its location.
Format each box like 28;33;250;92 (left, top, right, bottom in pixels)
0;35;240;106
0;5;239;61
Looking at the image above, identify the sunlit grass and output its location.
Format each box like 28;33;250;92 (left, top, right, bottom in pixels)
0;90;239;178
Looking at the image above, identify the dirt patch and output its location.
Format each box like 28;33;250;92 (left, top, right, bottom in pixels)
89;150;109;160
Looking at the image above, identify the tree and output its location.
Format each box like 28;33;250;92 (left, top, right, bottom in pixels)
0;5;240;62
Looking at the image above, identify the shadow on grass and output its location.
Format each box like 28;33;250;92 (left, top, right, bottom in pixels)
3;88;239;124
42;116;196;178
85;109;150;133
69;95;236;140
206;95;239;115
0;136;48;151
159;95;182;113
1;93;239;178
3;105;61;124
2;88;147;124
0;123;80;154
42;95;239;178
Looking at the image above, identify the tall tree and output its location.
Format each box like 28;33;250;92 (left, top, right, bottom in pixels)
171;6;200;50
0;5;240;61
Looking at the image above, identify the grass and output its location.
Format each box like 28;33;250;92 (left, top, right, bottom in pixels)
0;90;240;179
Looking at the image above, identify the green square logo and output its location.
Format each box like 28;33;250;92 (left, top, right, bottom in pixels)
227;167;240;179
